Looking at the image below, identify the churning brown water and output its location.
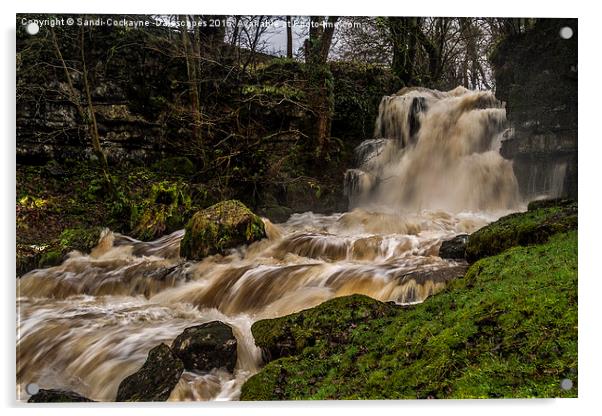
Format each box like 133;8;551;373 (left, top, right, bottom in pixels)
17;86;523;402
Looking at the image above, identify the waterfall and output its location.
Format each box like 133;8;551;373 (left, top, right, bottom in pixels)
16;86;523;403
345;86;521;212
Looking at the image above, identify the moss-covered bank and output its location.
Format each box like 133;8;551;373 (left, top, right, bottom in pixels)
242;229;577;400
465;199;577;262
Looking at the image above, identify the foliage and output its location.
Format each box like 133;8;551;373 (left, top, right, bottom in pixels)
151;157;195;176
330;61;401;139
128;180;193;241
38;226;103;269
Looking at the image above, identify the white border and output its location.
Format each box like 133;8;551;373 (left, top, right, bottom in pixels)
2;1;599;415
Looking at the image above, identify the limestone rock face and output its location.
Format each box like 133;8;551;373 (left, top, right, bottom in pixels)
180;200;266;260
171;321;238;373
492;18;577;199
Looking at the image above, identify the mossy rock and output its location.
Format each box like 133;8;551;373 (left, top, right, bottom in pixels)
241;232;577;400
129;180;192;241
17;227;103;276
252;295;398;363
527;198;575;211
465;199;577;262
116;343;184;402
180;200;266;260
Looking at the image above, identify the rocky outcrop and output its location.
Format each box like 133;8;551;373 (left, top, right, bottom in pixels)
28;389;94;402
115;343;184;402
171;321;238;373
180;200;266;260
251;295;397;363
492;18;577;200
465;199;577;262
439;234;469;260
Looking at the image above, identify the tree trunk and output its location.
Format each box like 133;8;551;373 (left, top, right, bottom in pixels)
305;16;338;157
181;15;203;151
286;16;293;58
50;27;114;196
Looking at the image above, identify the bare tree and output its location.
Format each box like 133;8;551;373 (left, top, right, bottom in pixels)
180;15;203;150
304;16;339;156
50;25;115;195
286;16;293;59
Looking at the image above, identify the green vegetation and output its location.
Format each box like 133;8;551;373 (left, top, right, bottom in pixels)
242;231;577;400
180;200;266;260
15;161;211;275
128;180;192;241
465;200;577;262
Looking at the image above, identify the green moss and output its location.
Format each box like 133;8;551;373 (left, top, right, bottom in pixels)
252;295;397;362
180;200;266;260
37;249;62;268
241;231;577;400
465;200;577;262
19;227;104;273
129;180;192;241
58;227;103;252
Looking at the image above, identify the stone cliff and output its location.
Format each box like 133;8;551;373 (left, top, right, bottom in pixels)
492;18;577;200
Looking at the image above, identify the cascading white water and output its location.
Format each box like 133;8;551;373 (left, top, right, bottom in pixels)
345;86;520;212
16;86;523;402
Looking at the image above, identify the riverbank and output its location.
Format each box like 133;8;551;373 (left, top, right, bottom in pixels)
241;200;578;399
16;158;347;276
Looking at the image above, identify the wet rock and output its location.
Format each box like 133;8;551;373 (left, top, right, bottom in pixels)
171;321;237;373
492;19;577;200
395;265;468;303
439;234;469;260
180;200;266;260
28;389;94;402
115;343;184;402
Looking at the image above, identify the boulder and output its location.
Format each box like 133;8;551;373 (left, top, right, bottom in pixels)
439;234;469;260
180;200;266;260
28;389;94;403
115;343;184;402
251;295;397;363
171;321;237;373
